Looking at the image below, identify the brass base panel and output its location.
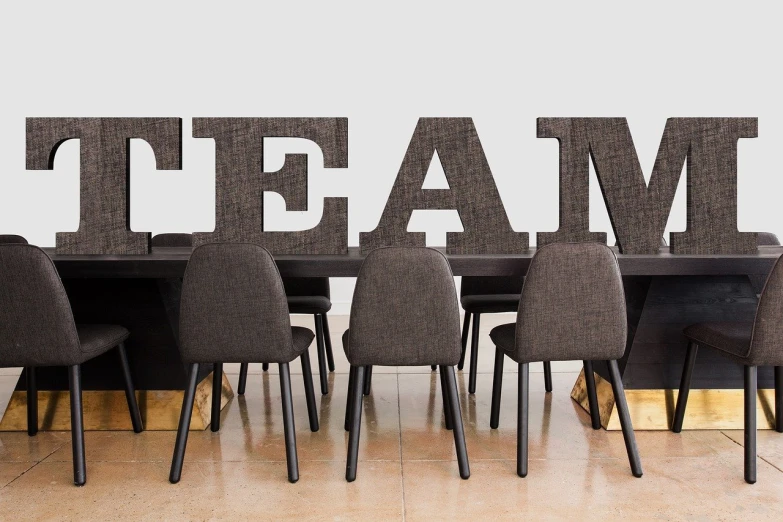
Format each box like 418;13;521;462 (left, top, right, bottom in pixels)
570;369;778;431
0;371;233;431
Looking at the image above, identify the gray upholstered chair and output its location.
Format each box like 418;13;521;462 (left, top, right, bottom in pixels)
757;232;779;246
458;276;551;395
672;251;783;484
0;234;28;244
750;233;780;294
151;233;335;397
342;247;470;482
169;243;318;484
245;277;335;396
151;233;193;248
487;243;642;478
0;244;142;486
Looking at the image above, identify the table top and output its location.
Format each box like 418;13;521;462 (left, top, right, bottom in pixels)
46;246;783;278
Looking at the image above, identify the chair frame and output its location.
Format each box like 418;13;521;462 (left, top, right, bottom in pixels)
169;352;319;485
671;340;783;484
23;342;142;486
344;364;469;482
239;311;334;396
459;311;552;395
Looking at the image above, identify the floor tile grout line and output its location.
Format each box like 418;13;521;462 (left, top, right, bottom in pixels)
397;373;406;522
1;441;65;490
718;430;783;474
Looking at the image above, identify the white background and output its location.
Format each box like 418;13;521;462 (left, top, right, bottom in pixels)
0;1;780;312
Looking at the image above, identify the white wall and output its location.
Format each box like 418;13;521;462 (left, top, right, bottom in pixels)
1;1;782;312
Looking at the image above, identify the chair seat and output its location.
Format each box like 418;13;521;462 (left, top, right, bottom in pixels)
76;324;130;361
292;326;316;355
489;322;516;355
683;322;753;363
461;294;519;314
287;296;332;315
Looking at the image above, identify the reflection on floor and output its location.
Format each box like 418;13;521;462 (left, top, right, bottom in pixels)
1;315;782;520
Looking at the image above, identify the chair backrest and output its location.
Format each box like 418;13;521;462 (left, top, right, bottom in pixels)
347;247;460;366
179;243;295;363
750;254;783;365
0;245;81;367
0;235;28;244
757;232;780;246
513;242;627;363
151;233;193;248
282;277;330;299
460;275;524;298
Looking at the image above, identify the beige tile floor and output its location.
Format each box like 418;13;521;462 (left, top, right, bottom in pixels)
1;314;782;520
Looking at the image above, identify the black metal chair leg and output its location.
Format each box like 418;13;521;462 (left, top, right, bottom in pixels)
439;365;453;430
237;363;249;395
458;313;471;370
344;365;356;432
363;365;373;396
279;362;299;483
117;343;143;433
26;367;37;437
490;348;504;429
300;351;319;432
170;363;199;484
346;365;365;482
672;341;699;433
583;361;601;430
468;313;481;394
775;366;782;433
315;314;329;395
211;363;223;432
607;360;643;477
322;313;335;372
68;364;86;486
745;365;757;484
262;363;269;372
517;362;529;478
543;362;553;392
445;366;470;479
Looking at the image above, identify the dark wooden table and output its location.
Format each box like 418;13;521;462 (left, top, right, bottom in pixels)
3;245;780;431
49;246;782;278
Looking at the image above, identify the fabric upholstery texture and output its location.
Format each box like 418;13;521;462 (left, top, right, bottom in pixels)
0;245;123;367
345;247;461;366
178;243;313;364
76;324;130;359
0;235;28;244
757;232;779;246
743;252;783;365
27;118;182;255
491;242;627;363
683;322;752;362
359;118;529;254
283;277;332;313
151;233;194;248
683;251;783;366
536;118;758;255
191;118;348;254
488;322;515;353
286;295;332;314
749;233;780;293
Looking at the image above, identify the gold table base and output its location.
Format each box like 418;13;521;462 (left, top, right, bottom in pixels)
570;369;778;430
0;371;233;431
